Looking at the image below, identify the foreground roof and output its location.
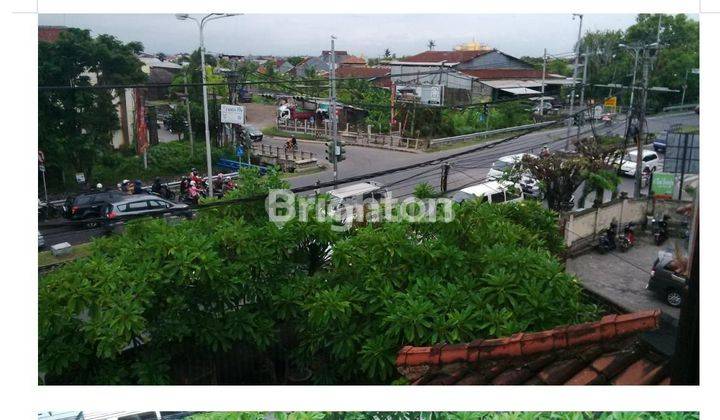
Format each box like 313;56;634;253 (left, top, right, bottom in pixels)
396;310;669;385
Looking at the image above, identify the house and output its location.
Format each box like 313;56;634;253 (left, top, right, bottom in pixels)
390;47;571;104
335;66;391;88
138;57;183;101
38;25;67;43
293;50;366;77
396;309;671;385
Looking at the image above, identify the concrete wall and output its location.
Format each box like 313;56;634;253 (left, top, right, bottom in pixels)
563;198;648;250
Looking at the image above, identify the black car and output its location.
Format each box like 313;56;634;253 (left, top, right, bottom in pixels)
647;252;687;307
242;124;264;142
63;190;127;227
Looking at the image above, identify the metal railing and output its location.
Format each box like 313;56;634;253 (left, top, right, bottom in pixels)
429;121;555;147
662;104;698;113
253;144;315;161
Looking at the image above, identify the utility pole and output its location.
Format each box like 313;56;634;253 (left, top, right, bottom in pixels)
184;73;195;157
565;13;583;151
576;48;589;140
681;69;689;106
440;163;450;194
539;48;547;116
330;35;339;186
634;48;651;199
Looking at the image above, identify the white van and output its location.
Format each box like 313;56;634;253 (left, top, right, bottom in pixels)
327;181;387;222
452;180;524;204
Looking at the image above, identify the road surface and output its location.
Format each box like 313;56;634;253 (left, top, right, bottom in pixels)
39;111;698;247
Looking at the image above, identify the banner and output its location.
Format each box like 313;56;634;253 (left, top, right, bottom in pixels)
135;88;148;155
651;172;675;199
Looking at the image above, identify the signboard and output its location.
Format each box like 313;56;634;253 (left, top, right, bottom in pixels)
395;84;444;106
236;145;244;158
38;150;45;165
75;172;86;183
221;104;246;125
134;88;149;155
603;96;617;107
38;165;45;172
691;68;700;74
664;132;699;175
652;173;675;199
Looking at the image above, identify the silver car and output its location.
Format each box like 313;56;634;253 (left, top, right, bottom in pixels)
101;194;192;228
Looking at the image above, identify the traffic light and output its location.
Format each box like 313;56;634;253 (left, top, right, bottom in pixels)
325;141;335;163
336;141;346;162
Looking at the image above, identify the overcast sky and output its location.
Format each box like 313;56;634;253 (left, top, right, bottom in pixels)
39;14;653;58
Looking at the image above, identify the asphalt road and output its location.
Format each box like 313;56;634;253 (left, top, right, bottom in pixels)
39;111;698;248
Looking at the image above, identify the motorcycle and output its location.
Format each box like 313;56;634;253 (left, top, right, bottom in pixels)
651;215;670;245
617;222;636;252
597;223;618;254
151;184;176;201
601;114;613;127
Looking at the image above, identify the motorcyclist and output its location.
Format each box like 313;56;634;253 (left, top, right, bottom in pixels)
133;179;143;194
540;146;551;158
213;172;224;192
188;180;199;205
121;179;130;194
291;136;298;149
151;177;163;194
179;177;189;197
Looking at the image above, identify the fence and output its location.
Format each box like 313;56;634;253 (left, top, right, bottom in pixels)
428;121;555;147
253;144;315;162
662;104;698;113
277;120;425;151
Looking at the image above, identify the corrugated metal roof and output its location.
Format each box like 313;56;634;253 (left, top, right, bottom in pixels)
501;87;542;95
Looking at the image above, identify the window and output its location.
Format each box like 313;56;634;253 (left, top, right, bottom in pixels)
148;200;169;209
505;189;521;201
643;154;657;162
126;201;149;211
490;191;506;203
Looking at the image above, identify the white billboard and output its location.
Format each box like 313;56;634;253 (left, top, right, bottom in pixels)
395;84;444;106
220;104;246;125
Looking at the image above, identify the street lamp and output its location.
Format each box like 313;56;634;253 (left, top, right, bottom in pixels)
176;13;239;197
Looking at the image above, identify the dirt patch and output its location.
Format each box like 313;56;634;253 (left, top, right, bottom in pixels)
244;103;278;129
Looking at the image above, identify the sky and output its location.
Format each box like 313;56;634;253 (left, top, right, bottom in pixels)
38;14;650;58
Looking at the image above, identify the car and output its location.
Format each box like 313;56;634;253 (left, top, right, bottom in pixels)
63;190;127;227
452;180;524;205
100;194;193;229
652;136;667;154
326;182;387;224
616;149;660;176
487;153;541;198
647;251;687;307
242;124;264;142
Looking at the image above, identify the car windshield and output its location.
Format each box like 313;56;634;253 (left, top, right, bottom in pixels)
492;160;510;171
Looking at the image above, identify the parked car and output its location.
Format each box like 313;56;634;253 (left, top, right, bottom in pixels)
616;149;660;176
452;180;524;204
327;181;387;223
487;153;541;198
63;190;127;228
100;194;193;230
647;251;687;307
242;124;264;142
652;136;667;154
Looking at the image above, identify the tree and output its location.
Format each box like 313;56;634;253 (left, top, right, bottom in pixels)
39;170;598;384
157;52;167;62
520;152;589;212
166;107;188;141
38;28;146;189
427;40;436;51
287;56;305;67
383;49;392;60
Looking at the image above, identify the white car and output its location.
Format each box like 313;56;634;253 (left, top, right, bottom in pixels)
327;181;387;223
487;153;541;198
617;150;660;176
452;180;524;204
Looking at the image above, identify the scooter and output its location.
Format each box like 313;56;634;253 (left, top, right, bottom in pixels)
597;223;618;254
652;215;670;245
618;222;636;252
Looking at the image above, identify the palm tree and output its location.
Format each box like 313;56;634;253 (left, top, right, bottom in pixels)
427;40;436;51
383;48;392;59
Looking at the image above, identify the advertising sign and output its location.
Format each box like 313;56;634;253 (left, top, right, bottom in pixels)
603;96;617;107
651;172;675;199
75;172;86;183
135;88;149;155
221;104;246;125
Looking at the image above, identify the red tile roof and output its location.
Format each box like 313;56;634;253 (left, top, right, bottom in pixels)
38;26;67;43
401;50;491;64
460;69;562;80
336;66;390;79
396;310;669;385
341;55;367;65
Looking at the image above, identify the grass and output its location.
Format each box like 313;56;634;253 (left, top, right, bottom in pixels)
38;242;92;267
676;125;699;134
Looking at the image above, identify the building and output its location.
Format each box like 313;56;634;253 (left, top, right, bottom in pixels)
38;25;67;43
390;48;571;104
293;50;367;77
335;66;392;88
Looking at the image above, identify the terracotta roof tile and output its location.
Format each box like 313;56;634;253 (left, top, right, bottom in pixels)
396;310;669;385
401;50;491;64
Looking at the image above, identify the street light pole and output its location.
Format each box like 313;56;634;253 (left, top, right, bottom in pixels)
565;13;583;151
177;13;238;198
540;48;547;116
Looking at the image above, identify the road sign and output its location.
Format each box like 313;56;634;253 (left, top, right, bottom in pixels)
38;150;45;165
691;68;699;74
221;104;246;125
603;96;617;107
75;172;86;183
652;172;675;199
38;164;45;172
236;145;244;158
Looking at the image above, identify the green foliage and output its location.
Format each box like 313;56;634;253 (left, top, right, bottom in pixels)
40;171;596;384
39;28;146;191
412;182;438;199
91;140;234;188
